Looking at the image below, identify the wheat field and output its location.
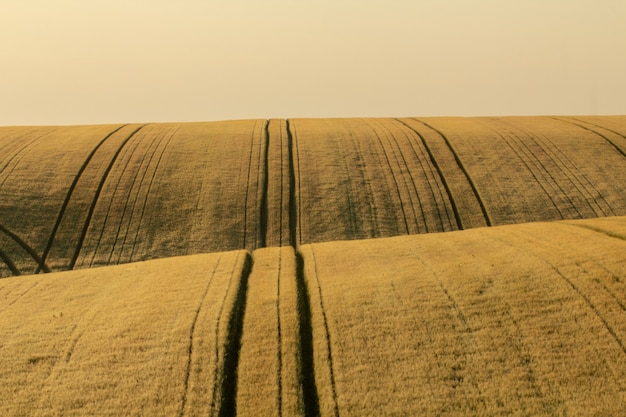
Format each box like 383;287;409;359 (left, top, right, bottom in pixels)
1;116;626;415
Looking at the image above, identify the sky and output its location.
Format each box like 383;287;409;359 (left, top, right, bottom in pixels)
1;0;625;125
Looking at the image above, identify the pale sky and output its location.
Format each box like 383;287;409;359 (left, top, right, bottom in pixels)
1;0;625;125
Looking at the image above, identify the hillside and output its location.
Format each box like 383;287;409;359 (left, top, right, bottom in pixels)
1;116;625;277
1;217;625;415
1;116;626;416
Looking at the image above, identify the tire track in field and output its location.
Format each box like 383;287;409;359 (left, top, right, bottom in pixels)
336;127;360;239
510;122;605;218
84;126;156;267
125;127;177;263
209;252;252;417
258;120;270;248
178;255;223;417
0;129;54;190
399;121;457;232
414;118;493;226
68;125;146;270
286;120;299;247
503;228;626;360
486;127;565;219
363;120;410;235
501;125;584;219
559;117;626;160
107;126;175;266
308;247;339;417
0;223;50;273
395;118;464;230
373;119;428;233
391;119;456;232
347;127;380;238
243;119;258;248
276;249;284;416
0;248;20;276
295;251;321;417
38;125;127;272
89;126;164;267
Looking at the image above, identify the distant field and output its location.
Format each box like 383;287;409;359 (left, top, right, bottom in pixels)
1;217;625;416
1;116;626;416
1;116;625;277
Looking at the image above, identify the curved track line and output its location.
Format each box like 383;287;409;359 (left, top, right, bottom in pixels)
38;125;127;272
309;247;340;417
510;120;607;217
395;118;464;230
414;118;493;226
87;127;162;267
394;120;454;231
363;119;410;234
373;119;426;233
178;255;223;417
0;248;20;276
104;127;172;265
127;127;177;262
0;223;50;273
68;125;146;270
0;130;53;189
556;116;626;160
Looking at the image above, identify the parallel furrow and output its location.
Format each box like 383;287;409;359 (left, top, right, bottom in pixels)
38;125;127;272
68;125;147;269
414;118;493;226
395;118;463;230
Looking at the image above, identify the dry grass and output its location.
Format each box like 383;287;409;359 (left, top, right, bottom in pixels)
299;216;626;416
0;250;249;416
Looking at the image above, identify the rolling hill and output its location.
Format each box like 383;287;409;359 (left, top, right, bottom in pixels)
1;116;626;416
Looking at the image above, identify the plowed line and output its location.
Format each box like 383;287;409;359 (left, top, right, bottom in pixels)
244;120;261;248
392;120;454;232
0;248;20;276
68;125;146;270
309;247;339;417
295;251;320;417
395;118;463;230
562;222;626;243
38;125;127;272
364;120;410;234
506;128;582;218
0;130;52;189
0;223;50;273
286;120;299;247
490;129;564;218
502;229;626;359
276;249;283;416
259;120;270;248
348;128;379;238
178;255;223;417
210;252;253;417
414;118;493;226
375;120;428;233
127;127;177;262
86;126;157;267
561;117;626;160
112;127;176;265
399;122;455;231
536;118;614;216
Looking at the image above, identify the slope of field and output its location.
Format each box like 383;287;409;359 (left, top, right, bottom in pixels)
0;250;251;416
1;116;625;278
299;216;626;416
1;216;625;416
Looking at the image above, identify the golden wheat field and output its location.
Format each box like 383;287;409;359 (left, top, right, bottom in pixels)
1;116;626;416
